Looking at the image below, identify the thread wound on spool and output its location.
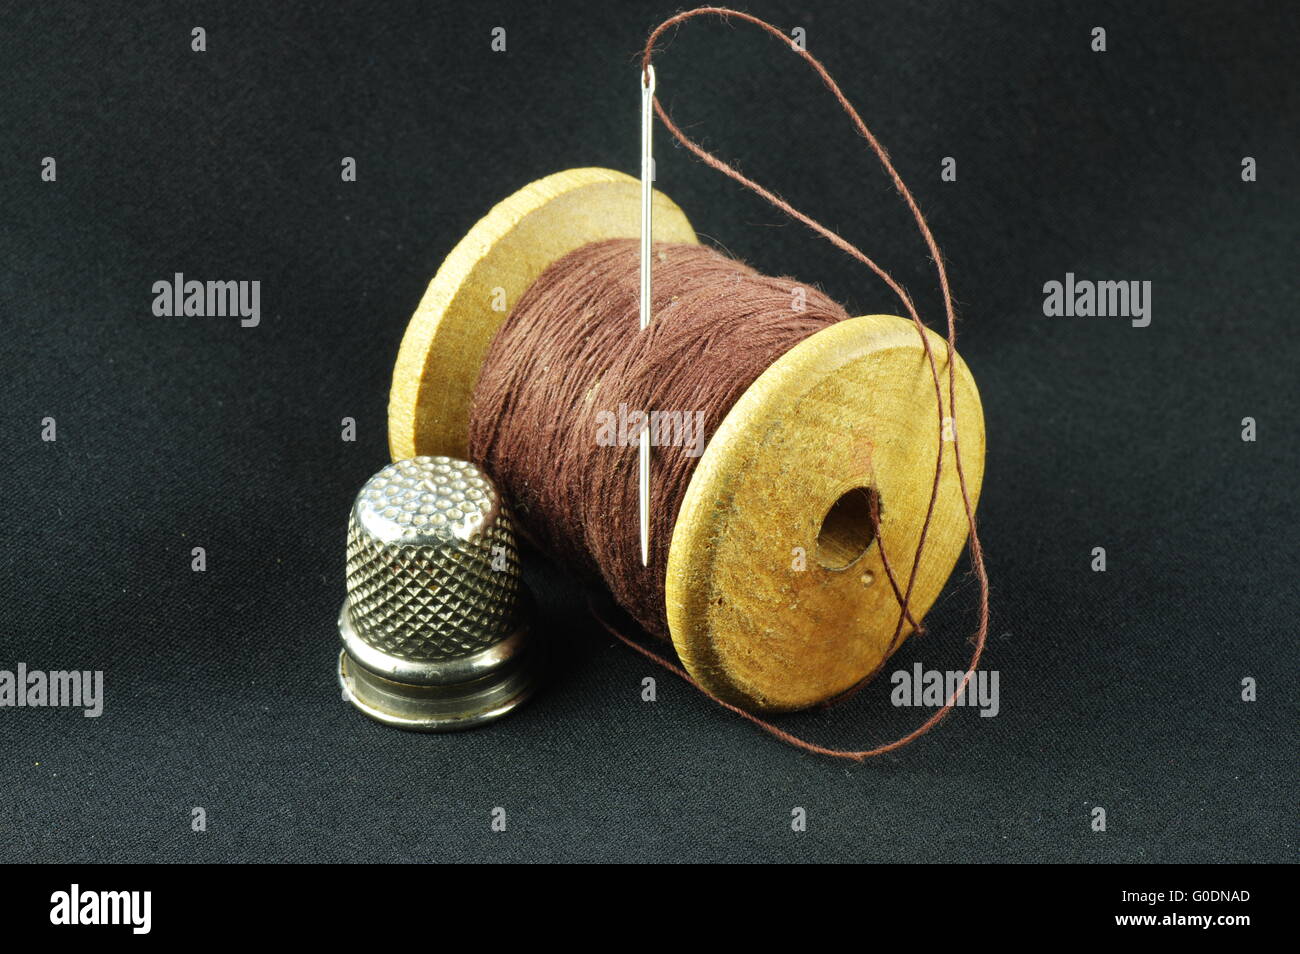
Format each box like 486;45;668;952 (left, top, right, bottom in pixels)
468;238;849;637
395;4;991;753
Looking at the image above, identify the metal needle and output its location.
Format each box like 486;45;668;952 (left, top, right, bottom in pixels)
638;65;656;567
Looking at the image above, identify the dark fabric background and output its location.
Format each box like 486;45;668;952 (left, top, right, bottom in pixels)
2;0;1296;863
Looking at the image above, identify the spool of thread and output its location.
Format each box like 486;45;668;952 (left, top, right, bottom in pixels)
388;167;985;713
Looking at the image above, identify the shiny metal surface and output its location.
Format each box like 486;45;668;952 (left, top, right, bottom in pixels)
336;456;541;730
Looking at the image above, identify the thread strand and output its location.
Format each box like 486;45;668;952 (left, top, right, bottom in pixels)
627;6;991;759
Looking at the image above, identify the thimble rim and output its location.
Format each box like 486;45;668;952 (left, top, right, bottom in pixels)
337;648;540;732
338;600;529;687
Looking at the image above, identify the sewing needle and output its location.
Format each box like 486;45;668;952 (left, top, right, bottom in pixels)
638;64;655;567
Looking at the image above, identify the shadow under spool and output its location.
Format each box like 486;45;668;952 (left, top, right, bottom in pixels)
389;167;985;713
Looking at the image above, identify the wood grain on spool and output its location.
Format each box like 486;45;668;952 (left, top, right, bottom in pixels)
389;169;986;713
666;314;984;711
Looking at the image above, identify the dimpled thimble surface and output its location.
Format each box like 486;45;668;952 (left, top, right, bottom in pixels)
337;456;541;731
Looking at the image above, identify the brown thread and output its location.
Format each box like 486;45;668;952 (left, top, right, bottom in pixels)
637;7;990;759
472;238;925;641
471;7;990;760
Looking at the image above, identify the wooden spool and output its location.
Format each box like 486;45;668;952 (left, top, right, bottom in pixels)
389;168;985;713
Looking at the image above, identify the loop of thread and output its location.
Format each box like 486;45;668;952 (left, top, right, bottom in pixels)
630;6;991;759
473;6;989;760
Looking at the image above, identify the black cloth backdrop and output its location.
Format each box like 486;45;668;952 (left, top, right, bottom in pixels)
2;0;1296;863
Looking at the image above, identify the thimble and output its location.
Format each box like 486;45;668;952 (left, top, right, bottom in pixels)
337;456;542;730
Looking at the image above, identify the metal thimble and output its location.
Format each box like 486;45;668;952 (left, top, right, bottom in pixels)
337;455;542;731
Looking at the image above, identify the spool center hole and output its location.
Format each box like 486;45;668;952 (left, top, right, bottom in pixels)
815;487;881;571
